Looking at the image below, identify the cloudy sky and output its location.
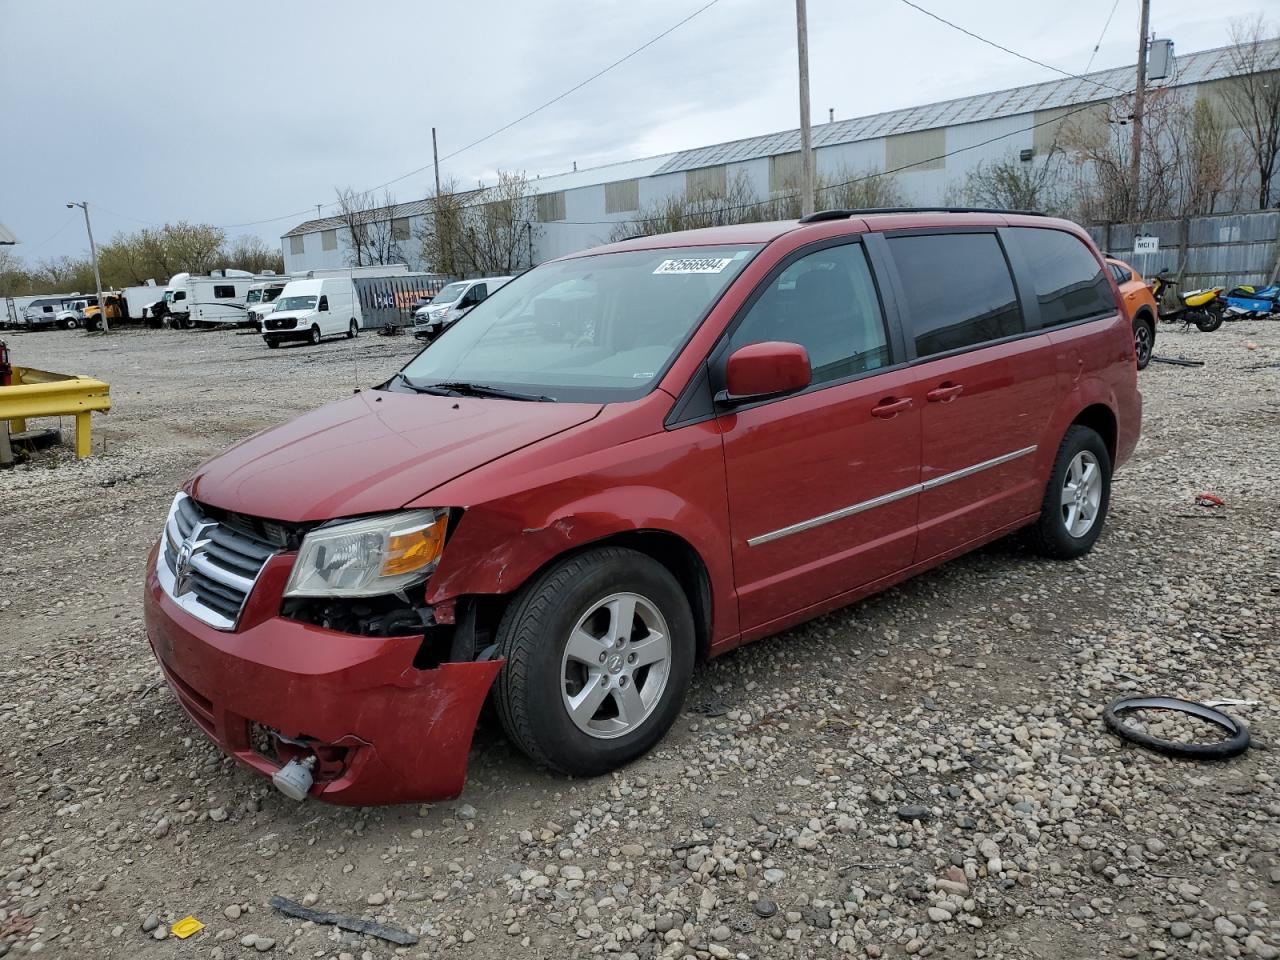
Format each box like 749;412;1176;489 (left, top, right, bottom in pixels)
0;0;1262;263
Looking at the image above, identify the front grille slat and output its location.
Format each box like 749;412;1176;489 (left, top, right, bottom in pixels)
157;493;280;631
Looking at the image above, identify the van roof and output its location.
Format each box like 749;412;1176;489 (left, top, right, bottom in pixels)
572;208;1081;259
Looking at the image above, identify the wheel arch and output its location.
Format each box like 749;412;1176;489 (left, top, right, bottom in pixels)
445;527;716;664
1070;402;1118;464
1132;305;1155;328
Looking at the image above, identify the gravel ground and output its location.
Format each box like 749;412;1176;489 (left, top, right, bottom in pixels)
1;322;1277;960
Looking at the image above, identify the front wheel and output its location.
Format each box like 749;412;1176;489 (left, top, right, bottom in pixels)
309;324;321;345
63;318;78;330
347;319;357;339
1024;425;1112;560
1133;318;1154;369
493;547;695;777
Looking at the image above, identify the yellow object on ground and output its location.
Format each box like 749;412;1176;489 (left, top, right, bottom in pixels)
171;916;205;939
1;366;111;459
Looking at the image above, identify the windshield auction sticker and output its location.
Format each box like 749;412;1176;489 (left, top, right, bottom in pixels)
653;258;734;275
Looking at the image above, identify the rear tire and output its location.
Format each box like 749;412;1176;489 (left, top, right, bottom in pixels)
493;547;695;777
309;324;321;345
1024;425;1111;560
1133;317;1154;370
1195;306;1223;333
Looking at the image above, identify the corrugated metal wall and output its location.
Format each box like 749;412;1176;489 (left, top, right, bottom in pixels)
1088;211;1280;288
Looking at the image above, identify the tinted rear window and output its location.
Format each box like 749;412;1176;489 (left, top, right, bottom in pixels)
1013;228;1115;327
889;233;1022;357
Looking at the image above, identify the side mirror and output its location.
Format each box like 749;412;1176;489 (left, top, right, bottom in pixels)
720;341;812;403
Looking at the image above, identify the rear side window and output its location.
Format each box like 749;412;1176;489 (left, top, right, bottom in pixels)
730;242;889;385
889;233;1022;357
1013;228;1115;327
213;285;236;298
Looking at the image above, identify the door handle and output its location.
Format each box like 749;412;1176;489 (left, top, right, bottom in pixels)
926;382;964;403
871;397;913;419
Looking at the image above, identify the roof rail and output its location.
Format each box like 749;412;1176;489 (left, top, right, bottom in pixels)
798;206;1048;224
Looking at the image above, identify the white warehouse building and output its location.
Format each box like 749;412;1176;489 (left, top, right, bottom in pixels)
280;41;1274;274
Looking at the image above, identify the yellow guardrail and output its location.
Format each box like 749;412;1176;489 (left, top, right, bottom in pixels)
1;366;111;458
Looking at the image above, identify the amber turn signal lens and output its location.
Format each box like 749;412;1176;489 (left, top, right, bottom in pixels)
381;517;446;577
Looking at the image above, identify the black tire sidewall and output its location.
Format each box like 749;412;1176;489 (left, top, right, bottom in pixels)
498;549;695;776
1034;426;1112;559
1134;319;1154;369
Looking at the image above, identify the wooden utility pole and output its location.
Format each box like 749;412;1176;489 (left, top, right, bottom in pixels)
1128;0;1151;222
795;0;815;216
432;127;441;197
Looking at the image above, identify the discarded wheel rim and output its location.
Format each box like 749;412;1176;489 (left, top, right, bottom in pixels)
1103;695;1249;760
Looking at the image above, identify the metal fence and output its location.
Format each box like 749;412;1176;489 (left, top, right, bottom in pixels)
353;273;451;329
1088;211;1280;290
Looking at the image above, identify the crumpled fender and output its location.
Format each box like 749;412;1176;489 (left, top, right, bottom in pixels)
412;403;739;647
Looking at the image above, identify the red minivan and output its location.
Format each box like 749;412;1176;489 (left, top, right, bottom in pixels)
145;209;1141;804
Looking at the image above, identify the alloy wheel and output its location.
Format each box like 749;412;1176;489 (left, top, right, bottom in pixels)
560;592;671;740
1134;324;1152;365
1061;450;1102;538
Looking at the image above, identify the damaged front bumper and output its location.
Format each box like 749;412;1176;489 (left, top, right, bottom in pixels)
143;545;502;806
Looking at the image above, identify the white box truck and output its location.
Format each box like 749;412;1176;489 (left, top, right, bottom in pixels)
260;277;362;347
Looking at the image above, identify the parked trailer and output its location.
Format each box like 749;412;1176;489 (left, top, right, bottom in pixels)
352;272;451;329
164;270;284;328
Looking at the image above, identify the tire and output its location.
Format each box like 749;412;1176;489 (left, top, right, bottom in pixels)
63;318;78;330
309;324;321;345
1023;425;1112;560
347;319;358;339
493;546;696;777
1104;696;1249;760
1194;306;1223;333
266;339;279;349
1133;317;1154;370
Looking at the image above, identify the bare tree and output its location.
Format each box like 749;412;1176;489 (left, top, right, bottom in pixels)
1220;16;1280;208
1061;90;1247;222
225;234;285;274
962;150;1067;213
418;172;539;276
334;188;406;267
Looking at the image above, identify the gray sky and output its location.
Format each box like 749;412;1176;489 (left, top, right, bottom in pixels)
0;0;1262;264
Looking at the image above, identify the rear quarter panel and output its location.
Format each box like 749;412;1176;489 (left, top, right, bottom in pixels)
1044;313;1141;471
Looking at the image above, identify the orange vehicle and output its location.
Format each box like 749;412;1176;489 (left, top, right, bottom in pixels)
1106;258;1158;370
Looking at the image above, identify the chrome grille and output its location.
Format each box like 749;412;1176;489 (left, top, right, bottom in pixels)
157;493;278;630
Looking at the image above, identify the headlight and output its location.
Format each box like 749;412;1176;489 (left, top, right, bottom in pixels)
284;509;447;598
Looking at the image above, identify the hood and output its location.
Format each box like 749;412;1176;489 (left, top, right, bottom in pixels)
268;308;312;322
188;390;603;522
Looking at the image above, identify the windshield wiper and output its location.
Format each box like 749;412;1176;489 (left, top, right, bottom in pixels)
430;381;556;402
389;372;456;396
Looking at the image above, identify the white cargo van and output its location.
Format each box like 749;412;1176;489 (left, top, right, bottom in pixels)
260;278;362;347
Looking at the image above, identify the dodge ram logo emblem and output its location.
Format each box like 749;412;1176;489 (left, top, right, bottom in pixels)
174;522;215;597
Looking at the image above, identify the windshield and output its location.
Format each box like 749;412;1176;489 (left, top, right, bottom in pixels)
275;295;317;311
431;282;468;305
246;290;262;304
164;291;173;302
264;287;283;302
397;245;760;402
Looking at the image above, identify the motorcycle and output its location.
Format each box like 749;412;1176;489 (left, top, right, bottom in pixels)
1149;272;1226;332
1222;284;1280;320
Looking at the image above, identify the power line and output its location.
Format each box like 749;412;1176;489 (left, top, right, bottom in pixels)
11;215;78;257
896;0;1130;96
210;0;724;231
1082;0;1123;75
